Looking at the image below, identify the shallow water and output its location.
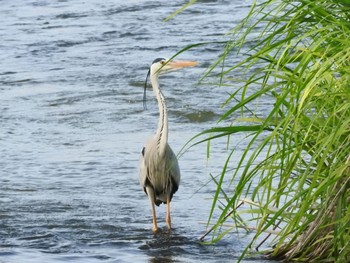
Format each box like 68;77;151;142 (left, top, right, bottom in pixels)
1;1;274;262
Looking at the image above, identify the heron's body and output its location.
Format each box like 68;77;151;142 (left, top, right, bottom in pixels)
139;58;197;232
140;139;180;206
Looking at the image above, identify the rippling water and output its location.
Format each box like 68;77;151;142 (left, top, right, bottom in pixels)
1;1;274;262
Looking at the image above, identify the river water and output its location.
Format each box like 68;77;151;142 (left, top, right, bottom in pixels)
0;1;275;262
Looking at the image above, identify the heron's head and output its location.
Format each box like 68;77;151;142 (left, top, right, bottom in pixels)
143;58;197;110
150;58;198;76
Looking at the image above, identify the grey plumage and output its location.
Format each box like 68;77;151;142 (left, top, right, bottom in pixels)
140;140;180;206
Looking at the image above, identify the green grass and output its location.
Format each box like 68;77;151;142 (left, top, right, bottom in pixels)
174;0;350;262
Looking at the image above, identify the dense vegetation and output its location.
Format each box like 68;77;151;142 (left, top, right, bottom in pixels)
178;0;350;262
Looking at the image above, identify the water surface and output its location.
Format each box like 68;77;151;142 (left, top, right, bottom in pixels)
1;1;273;262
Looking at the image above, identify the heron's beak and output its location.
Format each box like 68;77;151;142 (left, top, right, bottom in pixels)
167;60;198;69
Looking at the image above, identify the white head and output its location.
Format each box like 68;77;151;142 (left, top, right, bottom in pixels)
143;58;197;109
149;58;197;76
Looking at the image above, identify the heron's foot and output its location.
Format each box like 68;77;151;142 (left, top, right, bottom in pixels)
152;225;159;233
166;218;172;230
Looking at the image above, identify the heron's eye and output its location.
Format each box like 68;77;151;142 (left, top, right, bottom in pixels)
160;61;165;65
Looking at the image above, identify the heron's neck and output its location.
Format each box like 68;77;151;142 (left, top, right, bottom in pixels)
150;74;168;156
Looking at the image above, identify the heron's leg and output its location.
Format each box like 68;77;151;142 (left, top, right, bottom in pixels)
146;187;158;233
150;201;158;233
166;196;171;230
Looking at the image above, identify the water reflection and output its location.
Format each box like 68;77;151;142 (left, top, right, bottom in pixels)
140;229;191;263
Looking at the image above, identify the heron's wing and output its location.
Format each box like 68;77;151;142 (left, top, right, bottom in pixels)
165;144;181;190
139;146;148;188
139;141;181;199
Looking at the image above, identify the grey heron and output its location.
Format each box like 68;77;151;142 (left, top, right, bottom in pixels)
139;58;197;233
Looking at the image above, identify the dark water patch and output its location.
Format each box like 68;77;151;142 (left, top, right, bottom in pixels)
183;110;218;123
138;229;237;262
102;30;117;37
48;67;65;72
55;40;86;48
128;80;145;88
19;233;55;241
0;251;17;257
0;71;17;75
1;78;34;85
55;13;89;20
46;93;93;107
140;230;189;252
0;187;37;193
42;25;65;30
119;30;150;39
103;3;162;16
